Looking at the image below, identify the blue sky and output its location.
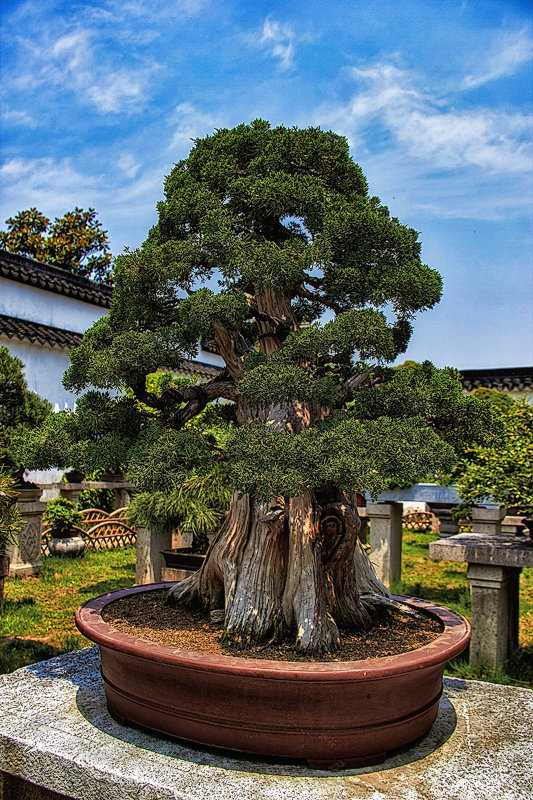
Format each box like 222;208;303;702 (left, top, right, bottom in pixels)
1;0;532;369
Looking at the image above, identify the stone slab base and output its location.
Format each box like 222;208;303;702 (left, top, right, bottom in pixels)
0;647;532;800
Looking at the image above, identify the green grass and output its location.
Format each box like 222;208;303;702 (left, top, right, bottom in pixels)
1;546;136;674
2;532;532;686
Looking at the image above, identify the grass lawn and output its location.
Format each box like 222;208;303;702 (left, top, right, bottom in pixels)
1;532;532;685
0;546;136;674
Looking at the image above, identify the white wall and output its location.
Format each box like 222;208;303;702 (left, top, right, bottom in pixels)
1;336;78;409
0;277;108;334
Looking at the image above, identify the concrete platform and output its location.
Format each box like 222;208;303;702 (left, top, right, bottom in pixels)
1;647;532;800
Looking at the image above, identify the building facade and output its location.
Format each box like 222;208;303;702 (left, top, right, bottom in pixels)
0;250;223;410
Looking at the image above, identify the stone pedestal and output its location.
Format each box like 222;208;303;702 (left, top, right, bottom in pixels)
429;533;533;668
467;564;520;667
8;487;45;576
430;504;459;539
471;506;506;536
135;525;173;585
58;482;84;506
1;647;532;800
59;481;133;510
367;502;403;587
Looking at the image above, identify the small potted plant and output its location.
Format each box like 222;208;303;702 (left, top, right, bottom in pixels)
0;470;23;613
43;497;85;557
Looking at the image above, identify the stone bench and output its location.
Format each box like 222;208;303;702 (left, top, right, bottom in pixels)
429;533;533;667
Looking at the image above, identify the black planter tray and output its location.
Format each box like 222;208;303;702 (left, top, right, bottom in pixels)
161;548;206;570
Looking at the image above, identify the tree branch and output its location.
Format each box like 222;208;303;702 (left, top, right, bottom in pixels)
335;368;372;408
212;320;251;381
297;285;346;315
302;273;323;289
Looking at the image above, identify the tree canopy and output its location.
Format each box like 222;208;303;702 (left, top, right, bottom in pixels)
453;394;533;512
0;207;113;282
20;121;501;653
0;347;51;477
55;120;495;499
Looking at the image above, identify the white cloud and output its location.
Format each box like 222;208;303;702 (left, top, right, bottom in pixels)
1;108;37;127
0;157;101;213
7;16;157;115
260;18;296;69
87;73;144;114
118;154;141;179
462;26;533;89
319;60;533;176
167;103;220;154
251;16;313;70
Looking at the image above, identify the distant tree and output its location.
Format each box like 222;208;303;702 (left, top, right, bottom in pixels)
0;347;51;479
0;207;113;282
454;396;533;512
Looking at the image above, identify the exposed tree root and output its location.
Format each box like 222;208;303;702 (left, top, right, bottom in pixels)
167;489;397;655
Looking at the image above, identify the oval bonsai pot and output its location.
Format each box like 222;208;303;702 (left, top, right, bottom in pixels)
76;584;470;768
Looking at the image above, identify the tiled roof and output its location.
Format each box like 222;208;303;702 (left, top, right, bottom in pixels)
0;313;83;348
460;366;533;393
176;359;222;379
0;249;113;308
0;313;222;378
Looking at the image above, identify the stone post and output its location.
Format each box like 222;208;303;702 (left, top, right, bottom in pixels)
367;502;403;587
59;482;84;506
135;525;173;585
9;486;45;576
471;506;506;536
431;505;459;539
467;563;520;667
113;486;131;510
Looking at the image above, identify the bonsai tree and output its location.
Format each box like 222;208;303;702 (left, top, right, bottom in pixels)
43;497;83;537
0;347;51;481
0;469;23;612
28;121;498;654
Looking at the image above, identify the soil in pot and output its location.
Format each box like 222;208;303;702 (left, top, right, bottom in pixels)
102;588;443;662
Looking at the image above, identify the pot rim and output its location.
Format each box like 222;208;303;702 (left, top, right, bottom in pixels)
76;583;470;679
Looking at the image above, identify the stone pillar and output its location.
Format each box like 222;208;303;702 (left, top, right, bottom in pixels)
113;486;130;510
59;482;84;506
9;487;45;576
471;506;506;536
367;502;403;587
467;563;521;667
432;506;459;539
135;525;173;585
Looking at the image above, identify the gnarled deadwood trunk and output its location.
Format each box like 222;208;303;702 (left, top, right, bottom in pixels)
167;488;392;655
168;305;393;654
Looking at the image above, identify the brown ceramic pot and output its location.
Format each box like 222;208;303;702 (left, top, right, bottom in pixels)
76;584;470;768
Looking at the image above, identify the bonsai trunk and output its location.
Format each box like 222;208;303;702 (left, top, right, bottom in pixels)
167;488;392;655
168;311;393;655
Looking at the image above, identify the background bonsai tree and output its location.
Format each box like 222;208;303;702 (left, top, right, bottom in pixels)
25;121;498;654
0;347;51;482
42;497;83;537
0;469;23;612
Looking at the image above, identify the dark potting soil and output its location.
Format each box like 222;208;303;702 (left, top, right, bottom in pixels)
102;589;443;662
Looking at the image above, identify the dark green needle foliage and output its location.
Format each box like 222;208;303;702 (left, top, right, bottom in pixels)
22;120;498;521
